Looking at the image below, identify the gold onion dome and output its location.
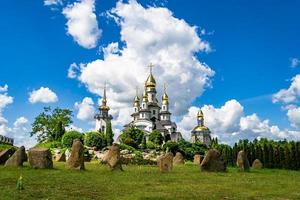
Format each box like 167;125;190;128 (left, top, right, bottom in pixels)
145;73;156;88
162;92;169;104
194;125;210;132
134;95;140;107
142;89;148;102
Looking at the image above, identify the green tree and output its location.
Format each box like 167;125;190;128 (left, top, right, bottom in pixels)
120;126;144;149
105;121;114;146
61;130;83;148
31;107;72;142
148;130;164;146
84;131;106;150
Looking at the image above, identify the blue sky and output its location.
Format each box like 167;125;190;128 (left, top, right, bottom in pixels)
1;0;300;147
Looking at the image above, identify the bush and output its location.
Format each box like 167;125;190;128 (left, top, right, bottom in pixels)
146;141;156;149
119;143;137;152
61;131;84;148
84;131;106;150
176;140;207;160
163;141;179;154
148;130;164;146
120;126;144;149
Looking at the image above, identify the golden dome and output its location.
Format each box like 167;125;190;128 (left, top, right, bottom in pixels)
134;95;140;102
162;92;169;105
194;125;210;132
145;73;156;88
142;89;148;102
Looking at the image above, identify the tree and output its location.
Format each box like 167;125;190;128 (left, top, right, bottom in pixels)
61;130;84;148
105;121;114;146
148;130;164;146
120;126;144;149
84;131;106;150
31;107;72;142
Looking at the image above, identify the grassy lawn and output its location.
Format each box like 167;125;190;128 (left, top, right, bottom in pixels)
0;162;299;200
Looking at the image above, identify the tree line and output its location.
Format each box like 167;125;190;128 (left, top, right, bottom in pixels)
212;138;300;170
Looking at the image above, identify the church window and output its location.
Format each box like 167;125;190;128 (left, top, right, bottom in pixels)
153;110;156;115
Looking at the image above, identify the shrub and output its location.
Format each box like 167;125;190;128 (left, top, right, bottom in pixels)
163;141;179;154
84;131;106;150
148;130;164;146
61;131;84;148
120;126;144;149
119;143;137;152
146;141;156;149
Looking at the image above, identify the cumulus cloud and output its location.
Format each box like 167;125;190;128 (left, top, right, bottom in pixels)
178;100;300;145
44;0;62;6
75;97;96;121
62;0;101;49
0;86;36;148
29;87;58;104
0;84;8;92
287;107;300;129
75;0;214;129
272;75;300;104
290;57;300;68
68;63;81;79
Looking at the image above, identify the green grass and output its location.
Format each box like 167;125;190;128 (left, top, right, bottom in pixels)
0;162;300;200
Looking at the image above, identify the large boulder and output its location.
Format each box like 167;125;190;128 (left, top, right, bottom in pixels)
0;148;15;165
28;148;53;169
103;144;123;170
5;146;26;167
193;154;204;165
200;149;226;172
252;159;263;169
157;152;173;172
236;150;250;171
67;139;85;170
173;152;184;165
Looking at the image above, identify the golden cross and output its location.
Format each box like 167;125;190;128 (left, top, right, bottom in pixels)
164;83;167;93
148;63;154;73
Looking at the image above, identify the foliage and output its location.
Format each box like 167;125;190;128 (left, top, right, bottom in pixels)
0;144;16;152
105;121;114;146
84;131;106;150
35;141;62;149
61;131;84;148
162;141;179;155
120;126;144;149
118;143;137;152
148;130;164;146
146;141;156;149
215;138;300;170
31;107;72;142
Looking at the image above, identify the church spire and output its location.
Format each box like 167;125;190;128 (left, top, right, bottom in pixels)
134;86;140;107
145;63;156;91
100;82;109;111
162;83;169;105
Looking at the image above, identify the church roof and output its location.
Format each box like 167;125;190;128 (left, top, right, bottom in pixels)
192;125;210;133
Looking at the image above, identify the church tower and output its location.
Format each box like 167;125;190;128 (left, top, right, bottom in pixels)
132;87;140;121
139;88;151;120
94;84;113;133
145;63;157;103
160;84;171;121
191;109;211;146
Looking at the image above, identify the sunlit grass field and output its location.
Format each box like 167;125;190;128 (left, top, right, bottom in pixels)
0;161;300;200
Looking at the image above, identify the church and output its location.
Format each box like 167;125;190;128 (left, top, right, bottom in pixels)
94;64;212;146
123;64;182;142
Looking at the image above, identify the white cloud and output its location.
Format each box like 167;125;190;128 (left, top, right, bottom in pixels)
291;57;300;68
76;0;214;129
13;117;29;128
66;124;84;133
67;63;80;79
75;97;95;121
287;107;300;129
0;84;8;92
0;86;36;148
62;0;101;49
178;100;300;145
272;75;300;104
44;0;62;6
29;87;58;104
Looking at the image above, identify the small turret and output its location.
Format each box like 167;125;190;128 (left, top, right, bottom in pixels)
134;87;140;112
197;109;204;126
